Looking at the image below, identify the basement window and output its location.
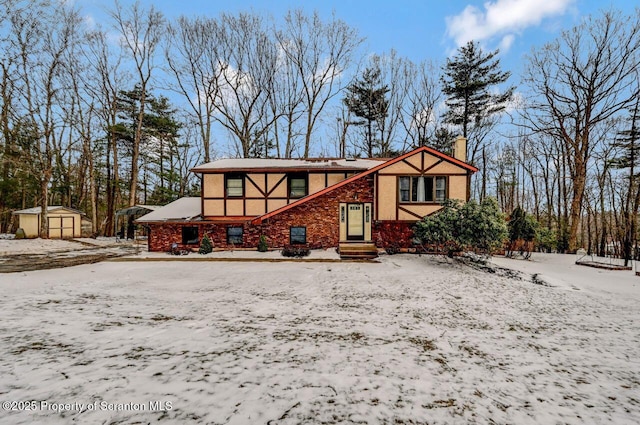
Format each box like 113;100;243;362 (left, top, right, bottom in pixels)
227;226;243;245
290;226;307;245
182;226;199;245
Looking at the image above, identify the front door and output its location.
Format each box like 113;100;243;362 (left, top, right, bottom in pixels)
347;203;364;240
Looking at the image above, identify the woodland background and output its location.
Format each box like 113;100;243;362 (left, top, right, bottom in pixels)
1;0;640;257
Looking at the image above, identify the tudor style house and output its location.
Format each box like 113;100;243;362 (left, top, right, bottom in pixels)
137;136;477;255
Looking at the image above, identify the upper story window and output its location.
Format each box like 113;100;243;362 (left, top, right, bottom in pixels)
399;176;447;203
226;174;244;197
288;174;308;198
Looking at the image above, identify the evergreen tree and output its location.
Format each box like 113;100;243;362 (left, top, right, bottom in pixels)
343;66;390;157
507;206;538;258
425;127;456;155
257;235;268;252
199;234;213;254
441;41;514;161
144;95;183;205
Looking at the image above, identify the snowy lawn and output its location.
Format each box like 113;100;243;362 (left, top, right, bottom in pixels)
0;236;124;256
0;253;639;424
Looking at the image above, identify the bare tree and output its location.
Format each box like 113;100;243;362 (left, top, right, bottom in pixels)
276;10;362;158
209;12;278;158
109;0;164;206
370;50;410;156
522;9;640;251
83;28;128;235
11;2;82;237
401;59;443;150
165;16;220;163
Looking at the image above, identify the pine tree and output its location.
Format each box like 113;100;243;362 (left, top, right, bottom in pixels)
441;41;514;161
199;234;213;254
507;206;538;258
257;235;268;252
343;66;390;157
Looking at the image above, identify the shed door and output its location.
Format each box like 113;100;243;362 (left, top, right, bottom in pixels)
48;216;74;239
347;203;364;240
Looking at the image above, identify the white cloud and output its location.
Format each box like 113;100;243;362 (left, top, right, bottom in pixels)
445;0;574;50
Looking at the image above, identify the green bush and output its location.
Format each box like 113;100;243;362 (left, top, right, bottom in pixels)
15;228;26;239
257;235;268;252
199;234;213;254
414;198;507;256
535;227;557;253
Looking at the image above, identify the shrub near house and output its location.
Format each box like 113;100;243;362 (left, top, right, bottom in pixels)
414;198;507;256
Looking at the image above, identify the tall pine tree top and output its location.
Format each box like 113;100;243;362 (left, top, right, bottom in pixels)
343;66;390;157
441;41;514;139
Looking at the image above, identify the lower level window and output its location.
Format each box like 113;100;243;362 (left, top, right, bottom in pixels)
290;226;306;244
182;226;199;245
227;227;243;244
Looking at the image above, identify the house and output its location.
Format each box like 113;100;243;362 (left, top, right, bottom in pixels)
137;137;478;254
12;206;84;239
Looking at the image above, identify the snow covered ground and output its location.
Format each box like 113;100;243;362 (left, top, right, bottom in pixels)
0;243;639;424
0;235;125;256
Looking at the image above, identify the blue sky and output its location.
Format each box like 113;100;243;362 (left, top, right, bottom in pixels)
75;0;635;82
71;0;637;157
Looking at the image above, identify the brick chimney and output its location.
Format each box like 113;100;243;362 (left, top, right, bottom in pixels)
453;135;467;162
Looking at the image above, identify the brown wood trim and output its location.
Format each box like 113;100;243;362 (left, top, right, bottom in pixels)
398;202;446;206
421;151;425;172
376;171;468;176
200;174;204;219
395;176;399;221
195;166;371;174
246;174;267;197
376;219;421;223
266;174;287;197
398;205;427;220
422;159;443;173
203;196;289;201
375;173;379;221
401;158;422;173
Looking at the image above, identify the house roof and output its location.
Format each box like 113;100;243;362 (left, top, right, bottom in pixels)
191;157;386;173
251;146;478;224
12;206;84;215
136;197;201;222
